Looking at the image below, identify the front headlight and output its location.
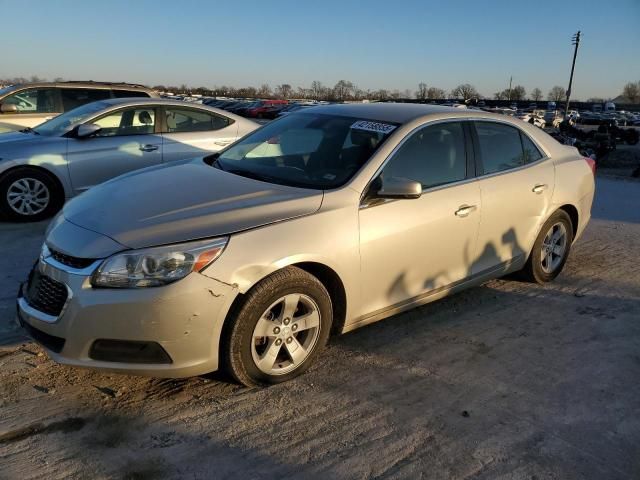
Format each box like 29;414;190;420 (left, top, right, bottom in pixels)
91;237;228;288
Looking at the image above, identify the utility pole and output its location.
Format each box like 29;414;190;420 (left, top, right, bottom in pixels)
508;76;513;101
565;31;581;116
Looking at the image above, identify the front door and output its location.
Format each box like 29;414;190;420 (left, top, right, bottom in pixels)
358;121;481;317
66;106;162;193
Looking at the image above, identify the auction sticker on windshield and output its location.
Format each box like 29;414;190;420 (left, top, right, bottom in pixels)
351;120;397;134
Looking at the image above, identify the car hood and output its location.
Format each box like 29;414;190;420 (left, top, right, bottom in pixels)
0;122;23;134
61;158;324;252
0;131;42;144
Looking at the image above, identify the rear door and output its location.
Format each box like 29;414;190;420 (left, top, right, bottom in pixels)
160;106;238;163
66;106;162;193
470;121;555;274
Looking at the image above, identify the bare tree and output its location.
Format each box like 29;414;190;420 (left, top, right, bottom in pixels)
257;84;272;97
275;84;292;99
451;84;479;102
531;88;543;101
548;86;566;102
333;80;354;101
622;81;640;103
426;87;445;100
310;81;324;100
416;82;428;100
511;85;526;101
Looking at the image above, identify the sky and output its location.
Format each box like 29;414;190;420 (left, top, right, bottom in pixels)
1;0;639;100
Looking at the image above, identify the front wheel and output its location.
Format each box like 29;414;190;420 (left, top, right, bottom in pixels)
222;267;333;387
520;210;574;283
0;168;63;222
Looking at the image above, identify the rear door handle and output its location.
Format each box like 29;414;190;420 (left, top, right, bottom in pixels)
139;144;159;152
455;204;477;217
532;184;548;194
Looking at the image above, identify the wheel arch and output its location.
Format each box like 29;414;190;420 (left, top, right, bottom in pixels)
291;261;347;335
221;260;348;340
558;203;579;239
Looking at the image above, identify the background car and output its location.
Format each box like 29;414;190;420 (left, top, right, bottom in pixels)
0;81;159;133
0;98;258;221
244;100;289;118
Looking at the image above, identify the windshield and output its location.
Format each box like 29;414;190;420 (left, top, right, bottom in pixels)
216;112;398;189
33;101;109;136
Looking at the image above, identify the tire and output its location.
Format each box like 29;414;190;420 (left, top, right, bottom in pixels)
0;168;64;222
520;210;574;284
222;266;333;387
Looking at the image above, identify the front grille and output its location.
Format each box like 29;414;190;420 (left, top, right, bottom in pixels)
49;249;96;269
25;269;68;317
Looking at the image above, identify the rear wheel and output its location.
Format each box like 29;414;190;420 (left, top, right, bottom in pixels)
520;210;573;283
0;168;63;222
222;266;332;387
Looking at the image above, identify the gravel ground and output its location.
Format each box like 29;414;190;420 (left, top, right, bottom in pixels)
0;177;639;480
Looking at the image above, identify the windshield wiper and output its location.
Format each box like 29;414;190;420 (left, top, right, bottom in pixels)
19;127;40;135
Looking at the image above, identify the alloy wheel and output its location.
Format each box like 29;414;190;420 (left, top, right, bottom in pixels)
6;177;50;216
251;293;321;375
540;222;567;274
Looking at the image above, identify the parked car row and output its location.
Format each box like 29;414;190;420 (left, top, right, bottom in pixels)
577;110;640;127
200;98;321;119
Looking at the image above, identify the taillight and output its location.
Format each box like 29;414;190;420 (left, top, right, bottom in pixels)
584;157;596;175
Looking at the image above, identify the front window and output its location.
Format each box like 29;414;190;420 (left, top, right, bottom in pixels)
2;88;57;113
33;101;109;136
380;122;467;189
216;113;397;189
93;107;156;136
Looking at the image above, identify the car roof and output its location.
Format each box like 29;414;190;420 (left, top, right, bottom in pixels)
303;102;541;125
97;98;216;108
4;81;153;90
306;103;465;124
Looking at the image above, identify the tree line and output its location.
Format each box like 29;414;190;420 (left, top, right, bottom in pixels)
2;75;638;103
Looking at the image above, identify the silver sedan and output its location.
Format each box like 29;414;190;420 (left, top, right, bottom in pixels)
17;103;595;386
0;98;258;221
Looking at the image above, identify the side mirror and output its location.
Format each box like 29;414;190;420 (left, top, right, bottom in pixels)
0;103;18;114
76;123;102;138
376;176;422;199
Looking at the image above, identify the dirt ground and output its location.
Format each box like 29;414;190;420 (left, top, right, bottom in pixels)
0;177;639;480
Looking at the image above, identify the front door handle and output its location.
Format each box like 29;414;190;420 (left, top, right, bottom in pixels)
139;144;159;152
532;184;548;194
455;204;477;217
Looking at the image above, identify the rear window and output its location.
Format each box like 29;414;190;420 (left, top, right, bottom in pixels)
474;122;542;174
60;88;111;111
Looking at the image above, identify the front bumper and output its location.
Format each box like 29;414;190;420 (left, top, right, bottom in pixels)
16;256;238;378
